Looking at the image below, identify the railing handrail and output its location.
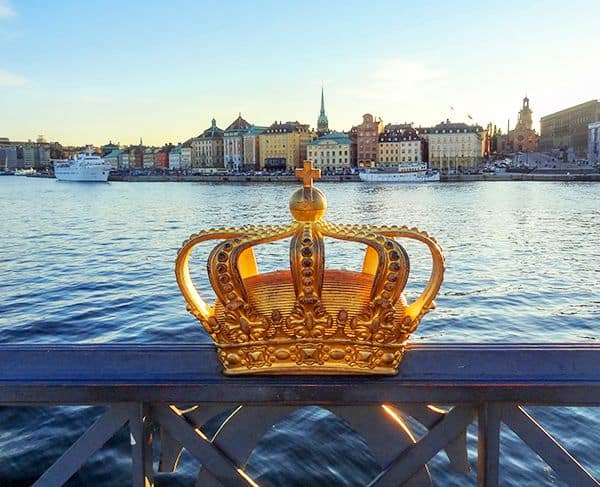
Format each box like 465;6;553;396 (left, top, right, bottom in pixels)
1;342;599;405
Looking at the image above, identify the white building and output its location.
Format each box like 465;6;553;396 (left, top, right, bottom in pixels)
143;148;155;168
180;146;192;169
169;146;182;170
588;121;600;164
422;121;484;170
224;114;251;171
306;132;354;172
242;126;265;170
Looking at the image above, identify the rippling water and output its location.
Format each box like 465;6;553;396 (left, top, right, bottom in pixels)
0;177;598;485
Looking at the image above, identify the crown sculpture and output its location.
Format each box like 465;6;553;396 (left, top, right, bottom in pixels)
175;162;444;375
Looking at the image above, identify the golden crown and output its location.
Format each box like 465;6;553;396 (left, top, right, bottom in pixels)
175;162;444;375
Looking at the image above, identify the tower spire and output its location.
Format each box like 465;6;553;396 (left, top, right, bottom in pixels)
317;85;329;134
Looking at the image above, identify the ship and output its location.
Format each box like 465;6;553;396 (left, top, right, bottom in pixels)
359;162;440;183
53;150;112;182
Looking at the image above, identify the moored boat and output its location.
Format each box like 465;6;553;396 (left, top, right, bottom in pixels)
53;150;112;182
359;162;440;182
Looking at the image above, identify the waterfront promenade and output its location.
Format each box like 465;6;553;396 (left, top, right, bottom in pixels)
105;172;600;183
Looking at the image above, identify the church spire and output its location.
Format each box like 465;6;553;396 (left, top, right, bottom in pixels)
317;85;329;134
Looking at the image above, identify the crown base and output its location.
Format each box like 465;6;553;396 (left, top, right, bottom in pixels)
216;340;406;376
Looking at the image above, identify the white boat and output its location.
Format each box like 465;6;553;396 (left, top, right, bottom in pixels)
359;162;440;183
14;168;37;176
53;150;112;182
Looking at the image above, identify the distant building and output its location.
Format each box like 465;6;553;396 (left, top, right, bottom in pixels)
154;147;169;168
540;100;600;156
316;87;329;135
0;146;18;169
104;150;123;169
224;114;251;171
258;121;314;171
306;132;353;172
589;121;600;164
143;148;155;168
242;126;266;170
502;97;540;152
23;142;50;169
352;114;384;167
191;119;224;169
129;141;144;168
422;120;485;169
378;126;426;168
181;144;192;169
101;141;120;156
169;146;182;170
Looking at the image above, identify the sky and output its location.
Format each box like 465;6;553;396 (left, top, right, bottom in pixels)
1;0;599;146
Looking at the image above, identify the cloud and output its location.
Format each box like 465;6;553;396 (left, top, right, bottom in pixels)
0;69;28;86
0;0;15;18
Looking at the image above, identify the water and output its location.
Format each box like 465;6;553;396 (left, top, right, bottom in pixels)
0;177;599;485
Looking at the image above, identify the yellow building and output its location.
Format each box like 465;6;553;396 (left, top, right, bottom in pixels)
258;121;314;171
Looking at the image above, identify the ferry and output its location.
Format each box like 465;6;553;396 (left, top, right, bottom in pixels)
53;150;112;182
359;162;440;183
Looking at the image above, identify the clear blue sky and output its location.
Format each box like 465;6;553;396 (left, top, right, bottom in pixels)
1;0;599;146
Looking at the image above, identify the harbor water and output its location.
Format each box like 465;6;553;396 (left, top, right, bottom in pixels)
0;177;599;485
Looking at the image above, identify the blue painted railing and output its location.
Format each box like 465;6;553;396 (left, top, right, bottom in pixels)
1;343;599;486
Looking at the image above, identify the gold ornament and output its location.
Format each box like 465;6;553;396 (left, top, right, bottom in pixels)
175;161;444;375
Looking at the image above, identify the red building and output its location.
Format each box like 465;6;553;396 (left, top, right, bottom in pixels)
154;149;169;168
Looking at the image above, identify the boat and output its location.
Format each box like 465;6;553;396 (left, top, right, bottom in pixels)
359;162;440;182
53;150;112;182
14;168;37;176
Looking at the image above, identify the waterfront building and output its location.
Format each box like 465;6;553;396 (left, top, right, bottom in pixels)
0;145;18;168
129;142;144;168
104;149;123;169
180;144;192;169
352;114;384;167
589;121;600;164
540;100;600;156
316;87;329;135
101;141;120;156
258;121;314;171
378;126;426;168
143;148;155;168
498;97;539;153
306;132;353;172
224;114;251;171
422;120;485;170
23;142;50;169
154;148;169;169
191;119;225;169
242;126;266;170
169;146;182;170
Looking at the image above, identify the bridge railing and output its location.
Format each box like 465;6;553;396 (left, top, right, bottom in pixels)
1;343;599;486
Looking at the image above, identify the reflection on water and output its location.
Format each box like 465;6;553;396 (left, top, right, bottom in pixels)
0;178;598;484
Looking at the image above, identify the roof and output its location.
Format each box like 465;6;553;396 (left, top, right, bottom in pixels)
419;121;483;134
308;132;353;145
104;150;123;158
244;125;267;136
225;114;251;133
265;121;310;134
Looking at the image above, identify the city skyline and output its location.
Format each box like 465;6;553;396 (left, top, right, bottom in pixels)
1;0;599;146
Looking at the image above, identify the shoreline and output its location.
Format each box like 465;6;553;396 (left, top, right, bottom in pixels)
107;173;600;183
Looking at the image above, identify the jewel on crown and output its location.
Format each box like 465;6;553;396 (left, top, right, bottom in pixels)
175;161;444;375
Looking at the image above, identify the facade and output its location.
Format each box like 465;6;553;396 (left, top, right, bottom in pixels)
378;127;426;168
154;148;169;168
503;97;539;152
143;148;155;168
101;141;120;156
23;143;50;169
223;114;251;171
129;144;144;168
242;126;266;170
306;132;353;172
352;114;384;167
104;150;123;169
540;100;600;156
589;121;600;164
316;87;329;135
191;119;224;169
422;121;484;170
181;145;192;169
258;121;314;171
169;146;182;170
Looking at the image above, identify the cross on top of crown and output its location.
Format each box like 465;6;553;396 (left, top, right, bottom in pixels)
295;160;321;188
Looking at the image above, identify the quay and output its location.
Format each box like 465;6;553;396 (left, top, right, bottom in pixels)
2;342;599;486
105;172;600;183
